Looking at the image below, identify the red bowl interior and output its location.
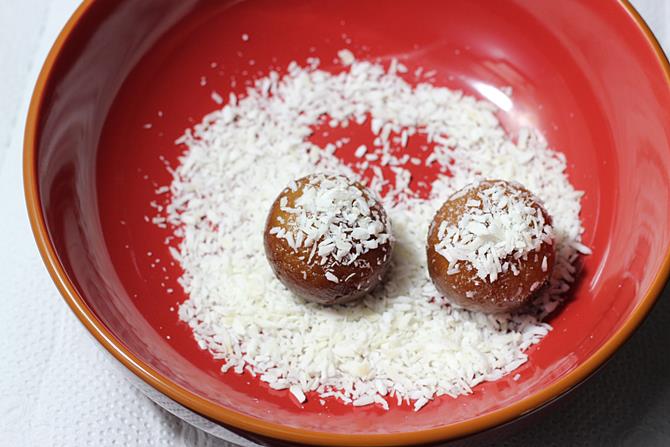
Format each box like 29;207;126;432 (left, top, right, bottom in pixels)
29;0;670;444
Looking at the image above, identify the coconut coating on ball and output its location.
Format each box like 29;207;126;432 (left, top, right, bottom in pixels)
427;180;556;313
265;174;393;305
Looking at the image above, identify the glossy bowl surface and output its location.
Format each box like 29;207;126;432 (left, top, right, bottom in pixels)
25;0;670;445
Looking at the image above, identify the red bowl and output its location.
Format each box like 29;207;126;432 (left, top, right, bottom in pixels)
24;0;670;445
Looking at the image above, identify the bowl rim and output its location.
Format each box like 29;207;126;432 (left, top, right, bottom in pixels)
23;1;670;445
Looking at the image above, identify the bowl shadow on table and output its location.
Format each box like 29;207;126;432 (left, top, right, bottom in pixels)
155;279;670;447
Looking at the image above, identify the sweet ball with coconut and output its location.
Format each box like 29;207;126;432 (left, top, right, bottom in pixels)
264;174;393;305
427;179;556;313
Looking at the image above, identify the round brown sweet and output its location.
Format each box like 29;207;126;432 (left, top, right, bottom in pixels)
426;180;556;314
264;174;393;305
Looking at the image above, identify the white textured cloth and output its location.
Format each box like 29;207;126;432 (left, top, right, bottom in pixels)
0;1;669;446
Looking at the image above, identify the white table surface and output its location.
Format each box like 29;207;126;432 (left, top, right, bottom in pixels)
1;1;669;446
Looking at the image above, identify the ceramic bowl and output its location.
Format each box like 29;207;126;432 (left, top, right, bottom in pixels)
24;1;670;445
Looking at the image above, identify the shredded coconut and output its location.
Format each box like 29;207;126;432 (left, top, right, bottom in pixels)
210;91;224;105
338;48;355;66
271;174;391;267
325;272;339;283
289;385;306;403
159;56;588;411
354;144;367;158
434;181;554;282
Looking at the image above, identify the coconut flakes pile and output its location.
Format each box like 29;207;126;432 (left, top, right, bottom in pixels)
269;174;391;268
434;181;555;282
160;54;590;411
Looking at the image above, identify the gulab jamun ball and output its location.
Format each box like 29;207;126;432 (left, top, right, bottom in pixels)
264;174;393;305
427;180;556;313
